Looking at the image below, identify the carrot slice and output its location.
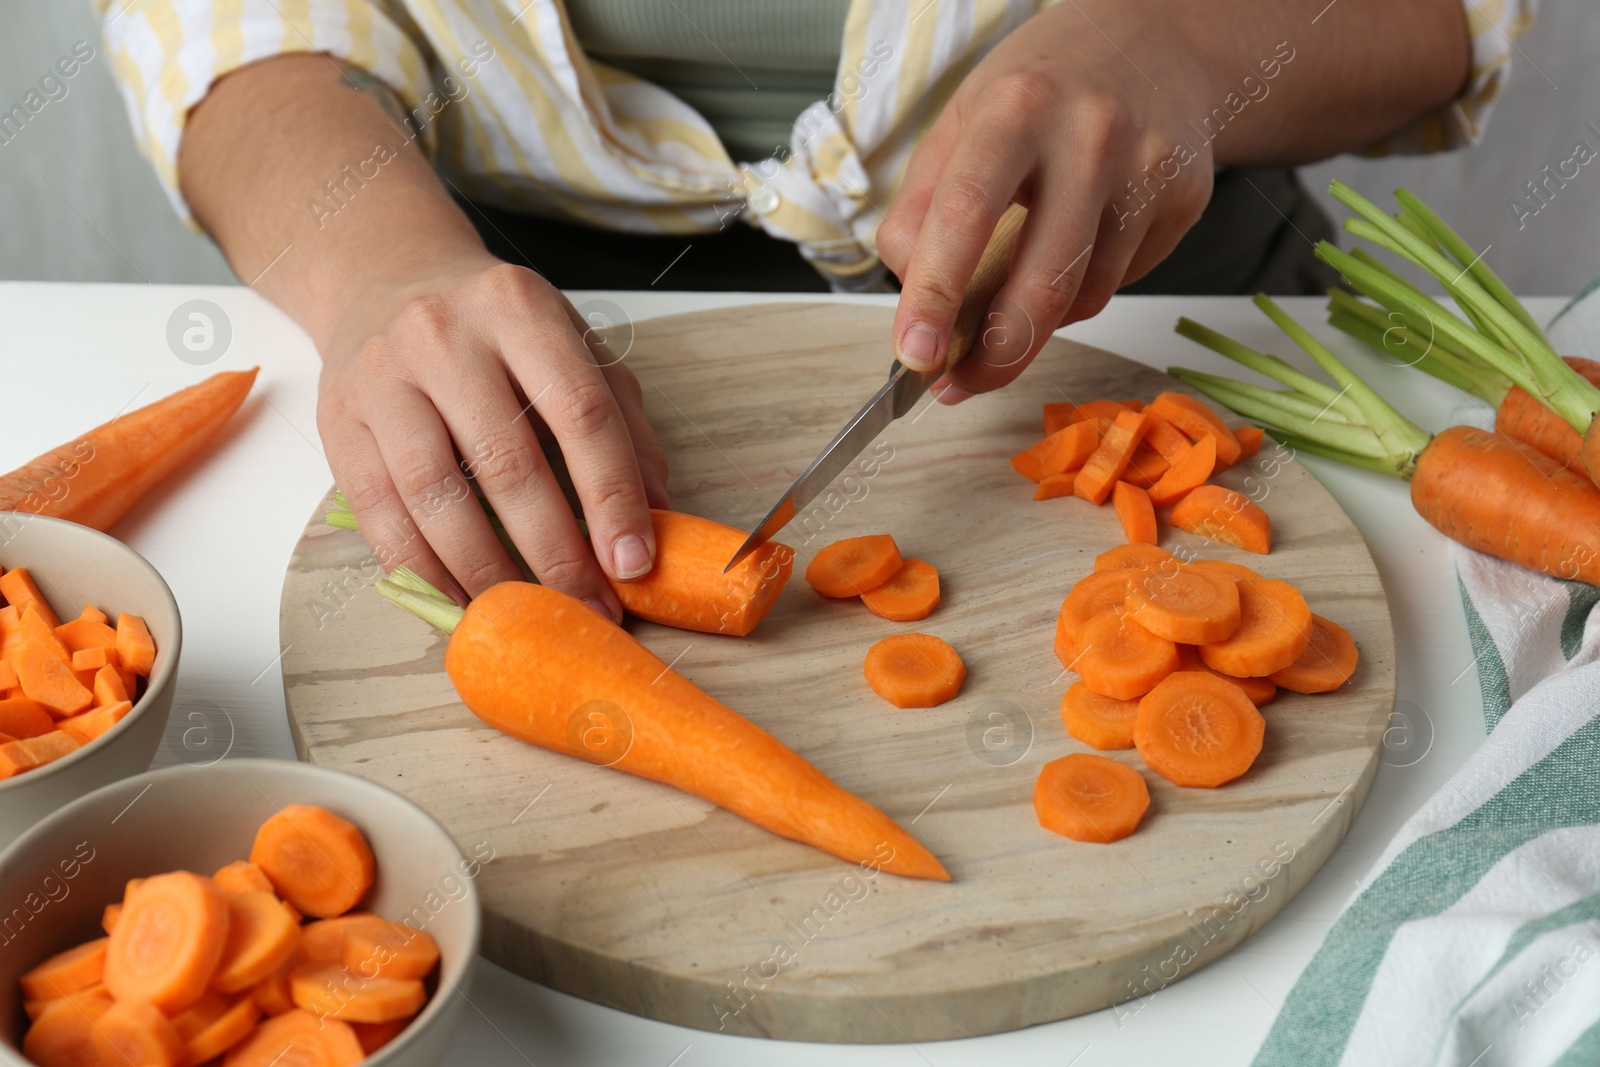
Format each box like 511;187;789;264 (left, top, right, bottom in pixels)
343;920;440;981
102;903;122;935
184;995;262;1065
172;990;232;1042
1175;645;1277;706
220;1008;363;1067
1199;577;1312;677
804;535;903;598
214;860;275;896
251;806;376;920
92;663;129;706
1124;564;1241;644
22;991;114;1067
1061;682;1139;750
1171;485;1272;554
1112;482;1158;545
1235;426;1265;459
1033;753;1150;843
859;558;941;622
1094;544;1174;573
0;731;81;778
351;1018;412;1054
214;890;303;993
105;870;230;1013
1118;441;1171;489
1054;570;1136;665
297;914;387;964
1071;611;1180;700
253;962;297;1016
1142;414;1193;461
0;696;57;739
0;568;61;629
1147;392;1243;466
1135;672;1265;787
1010;421;1100;482
0;660;17;694
57;700;132;746
863;633;965;709
1042;399;1134;435
1186;558;1261;584
1146;435;1217;506
89;999;186;1067
116;613;156;676
1031;472;1076;500
1074;410;1151;505
1270;614;1359;693
20;937;108;1000
289;962;427;1023
15;640;92;715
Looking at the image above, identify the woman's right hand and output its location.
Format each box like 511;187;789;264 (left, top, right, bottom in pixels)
316;251;670;618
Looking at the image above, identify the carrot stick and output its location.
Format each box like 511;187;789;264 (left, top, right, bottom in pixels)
1145;435;1216;506
213;890;303;993
1032;472;1079;500
1118;441;1171;489
20;938;108;1000
182;994;261;1065
1060;682;1139;750
1033;753;1150;843
1175;645;1277;706
289;962;426;1023
1070;611;1180;700
220;1009;364;1067
606;510;793;636
0;368;258;531
57;700;132;745
20;605;71;665
1124;564;1241;644
1135;672;1265;787
115;613;156;677
1074;410;1151;505
1170;485;1272;554
250;805;376;919
863;633;966;709
0;568;60;629
1142;414;1193;462
105;871;231;1013
69;646;108;672
1111;482;1158;545
1270;614;1360;693
1011;421;1101;482
1148;392;1243;466
1094;544;1174;573
1234;426;1265;460
378;571;950;880
1198;576;1312;677
0;731;81;778
859;559;941;622
343;921;440;981
804;534;904;598
92;663;129;707
1042;399;1134;435
88;999;187;1067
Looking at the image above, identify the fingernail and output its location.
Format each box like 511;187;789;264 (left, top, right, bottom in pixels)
611;533;653;580
898;323;940;370
936;384;973;406
584;597;616;622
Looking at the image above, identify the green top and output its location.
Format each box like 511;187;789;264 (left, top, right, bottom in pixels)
565;0;849;163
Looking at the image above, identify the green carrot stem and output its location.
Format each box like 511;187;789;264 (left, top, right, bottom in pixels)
1345;221;1507;346
373;571;465;634
1174;316;1365;420
1167;369;1391;457
1326;287;1479;366
1264;430;1416;479
1327;310;1508;405
326;510;361;530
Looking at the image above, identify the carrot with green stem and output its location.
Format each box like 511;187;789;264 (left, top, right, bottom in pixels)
372;567;949;880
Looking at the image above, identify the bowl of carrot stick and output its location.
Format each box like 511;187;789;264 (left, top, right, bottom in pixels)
0;757;481;1067
0;514;181;851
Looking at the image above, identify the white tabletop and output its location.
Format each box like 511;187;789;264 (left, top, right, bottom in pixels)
3;285;1540;1066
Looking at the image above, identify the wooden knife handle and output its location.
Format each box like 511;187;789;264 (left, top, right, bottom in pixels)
943;203;1028;371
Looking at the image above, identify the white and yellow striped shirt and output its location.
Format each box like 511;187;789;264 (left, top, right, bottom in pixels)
97;0;1536;288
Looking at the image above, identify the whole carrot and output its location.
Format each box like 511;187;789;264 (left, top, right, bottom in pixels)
376;571;949;881
1494;357;1600;474
0;369;257;530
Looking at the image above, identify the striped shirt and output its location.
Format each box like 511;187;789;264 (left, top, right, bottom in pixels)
96;0;1536;288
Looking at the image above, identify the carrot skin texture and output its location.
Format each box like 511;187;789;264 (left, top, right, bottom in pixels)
0;369;257;531
1494;356;1600;472
446;582;949;880
606;510;793;636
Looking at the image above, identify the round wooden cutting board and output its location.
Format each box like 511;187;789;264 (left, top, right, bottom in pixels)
279;303;1394;1043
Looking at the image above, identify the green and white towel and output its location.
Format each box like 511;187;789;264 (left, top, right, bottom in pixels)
1252;297;1600;1067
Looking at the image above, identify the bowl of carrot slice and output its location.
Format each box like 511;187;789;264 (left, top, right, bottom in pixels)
0;514;181;851
0;757;480;1067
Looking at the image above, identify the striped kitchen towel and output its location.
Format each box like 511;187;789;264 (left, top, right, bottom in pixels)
1251;302;1600;1067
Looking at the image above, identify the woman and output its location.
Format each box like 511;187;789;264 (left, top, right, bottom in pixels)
98;0;1524;615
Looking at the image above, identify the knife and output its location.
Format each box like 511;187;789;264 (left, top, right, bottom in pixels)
724;204;1029;573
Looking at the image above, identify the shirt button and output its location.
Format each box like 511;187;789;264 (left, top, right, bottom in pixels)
748;186;781;215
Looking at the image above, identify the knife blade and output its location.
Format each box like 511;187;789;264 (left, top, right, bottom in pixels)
724;204;1029;573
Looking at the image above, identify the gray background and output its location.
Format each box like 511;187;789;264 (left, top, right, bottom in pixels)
2;0;1596;295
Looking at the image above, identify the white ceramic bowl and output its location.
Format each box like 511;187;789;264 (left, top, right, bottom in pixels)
0;758;480;1067
0;514;180;850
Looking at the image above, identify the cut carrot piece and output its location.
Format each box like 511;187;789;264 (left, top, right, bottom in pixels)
1112;482;1158;545
1033;753;1150;843
1033;472;1079;500
15;641;92;715
22;991;114;1067
116;613;156;676
1042;399;1133;435
69;646;108;671
214;860;275;896
343;920;440;981
172;990;232;1042
184;994;262;1065
223;1008;364;1067
1146;435;1217;507
251;805;376;919
859;558;941;622
1094;544;1174;573
105;870;230;1013
0;696;57;739
22;984;109;1023
863;633;965;708
20;938;108;1000
0;568;61;629
103;903;122;935
1074;410;1151;505
1171;485;1272;554
1135;672;1265;787
297;914;387;965
804;535;903;598
20;605;71;664
1147;392;1243;466
1011;421;1101;482
214;890;303;993
1186;558;1261;584
289;962;427;1023
89;999;186;1067
0;605;20;662
1054;570;1137;665
0;731;81;778
253;963;297;1016
1175;645;1277;706
351;1018;412;1054
1235;426;1265;459
1124;564;1241;644
92;662;129;706
79;603;108;626
0;660;18;693
57;700;132;746
1199;577;1312;678
1118;442;1171;489
1143;414;1192;461
55;616;117;654
1061;682;1139;750
1071;611;1180;700
1270;614;1359;693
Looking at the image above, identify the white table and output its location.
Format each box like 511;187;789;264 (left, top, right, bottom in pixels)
3;284;1534;1066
